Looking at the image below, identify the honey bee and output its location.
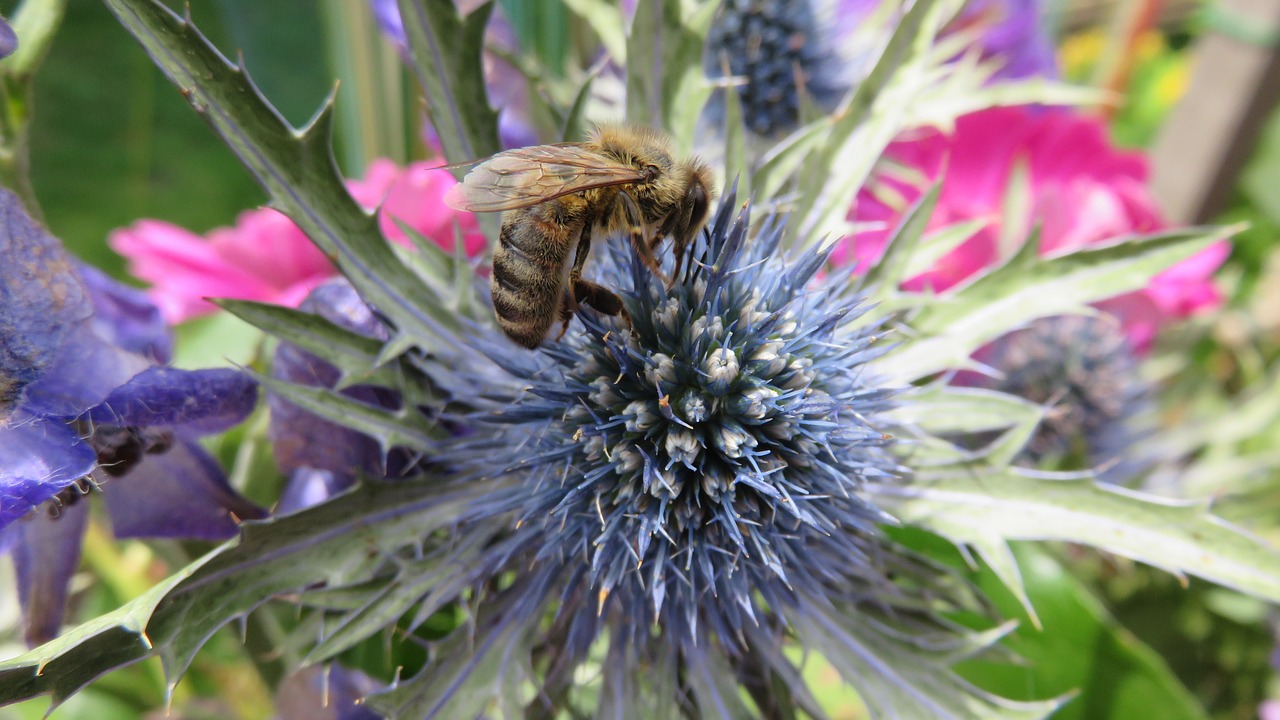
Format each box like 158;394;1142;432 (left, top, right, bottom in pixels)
445;125;716;348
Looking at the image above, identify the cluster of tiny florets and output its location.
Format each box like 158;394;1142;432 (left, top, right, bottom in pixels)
981;314;1149;476
706;0;843;136
451;196;903;656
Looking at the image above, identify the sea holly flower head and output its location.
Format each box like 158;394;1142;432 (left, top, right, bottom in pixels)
351;191;1002;716
842;104;1228;352
705;0;1059;139
0;189;262;643
111;159;483;324
705;0;856;137
968;314;1151;482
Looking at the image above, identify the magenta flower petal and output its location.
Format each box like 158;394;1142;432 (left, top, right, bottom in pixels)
6;501;88;646
112;160;485;323
846;106;1226;349
109;219;285;322
379;162;488;255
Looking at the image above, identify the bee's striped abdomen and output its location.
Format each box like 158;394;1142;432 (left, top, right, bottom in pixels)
490;207;579;348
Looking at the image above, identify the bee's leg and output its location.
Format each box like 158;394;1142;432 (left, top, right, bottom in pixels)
567;221;594;295
616;191;670;285
554;287;577;341
573;278;631;327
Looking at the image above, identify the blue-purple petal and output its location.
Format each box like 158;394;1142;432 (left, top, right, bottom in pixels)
9;500;88;645
84;366;258;433
306;279;390;340
956;0;1059;80
78;263;173;364
277;468;354;515
369;0;405;49
0;189;93;422
0;421;96;530
18;331;150;420
276;665;383;720
102;438;265;539
0;16;17;60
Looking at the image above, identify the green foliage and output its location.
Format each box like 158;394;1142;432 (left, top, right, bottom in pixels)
884;225;1241;381
395;0;500;167
0;478;501;708
960;545;1210;720
1;0;1272;717
883;469;1280;606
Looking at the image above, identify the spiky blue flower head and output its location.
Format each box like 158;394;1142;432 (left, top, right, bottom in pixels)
378;189;964;715
705;0;854;137
974;314;1151;481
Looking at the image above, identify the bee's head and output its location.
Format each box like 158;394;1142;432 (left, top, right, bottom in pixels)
662;161;716;257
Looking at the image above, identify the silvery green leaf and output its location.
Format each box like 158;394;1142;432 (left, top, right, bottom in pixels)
883;225;1240;382
254;373;443;452
790;0;946;250
719;69;749;200
98;0;471;361
102;0;470;366
216;300;397;389
301;529;494;664
861;181;941;292
366;600;539;718
396;0;500;166
625;0;718;151
561;69;598;142
561;0;626;64
893;385;1043;439
877;472;1280;604
0;479;504;707
902;218;987;279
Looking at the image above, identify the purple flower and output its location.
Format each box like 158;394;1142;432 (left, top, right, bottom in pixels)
0;189;264;644
275;665;383;720
950;0;1059;80
0;16;16;60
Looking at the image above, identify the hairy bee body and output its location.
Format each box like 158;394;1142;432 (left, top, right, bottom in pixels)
490;195;590;347
448;125;716;348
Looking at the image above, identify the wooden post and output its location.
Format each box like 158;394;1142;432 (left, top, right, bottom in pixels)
1150;0;1280;224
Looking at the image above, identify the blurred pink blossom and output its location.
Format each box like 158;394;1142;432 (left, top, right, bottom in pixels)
112;160;485;324
839;105;1228;352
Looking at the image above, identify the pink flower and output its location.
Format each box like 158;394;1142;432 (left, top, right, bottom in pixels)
841;106;1227;352
112;160;485;324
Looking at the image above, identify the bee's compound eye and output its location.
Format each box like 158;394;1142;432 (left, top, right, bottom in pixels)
689;180;709;226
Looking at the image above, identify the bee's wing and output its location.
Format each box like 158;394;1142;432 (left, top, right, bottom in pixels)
444;144;645;212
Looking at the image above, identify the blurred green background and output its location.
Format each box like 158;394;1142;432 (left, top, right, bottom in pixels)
8;0;334;277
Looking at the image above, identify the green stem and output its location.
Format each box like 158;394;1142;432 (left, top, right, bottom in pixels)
0;0;69;213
